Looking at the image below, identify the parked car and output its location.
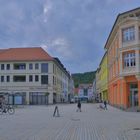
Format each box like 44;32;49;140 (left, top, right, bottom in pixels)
70;98;75;103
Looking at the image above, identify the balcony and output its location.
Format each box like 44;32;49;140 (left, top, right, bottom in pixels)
122;66;136;75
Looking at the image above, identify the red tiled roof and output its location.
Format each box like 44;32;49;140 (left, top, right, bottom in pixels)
0;49;7;53
0;47;54;61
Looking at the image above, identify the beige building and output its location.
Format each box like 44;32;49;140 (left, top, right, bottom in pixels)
0;47;71;105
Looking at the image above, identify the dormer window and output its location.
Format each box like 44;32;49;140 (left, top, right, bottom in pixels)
122;26;135;42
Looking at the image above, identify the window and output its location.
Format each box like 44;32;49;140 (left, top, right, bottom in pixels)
139;27;140;40
53;76;55;85
122;26;135;42
14;63;26;70
1;64;4;70
41;63;48;73
35;63;39;70
41;75;48;84
130;83;138;89
53;64;54;73
35;75;39;82
1;76;4;82
84;89;88;96
124;52;136;68
7;76;10;82
29;75;33;82
29;64;33;70
6;64;10;70
13;76;26;82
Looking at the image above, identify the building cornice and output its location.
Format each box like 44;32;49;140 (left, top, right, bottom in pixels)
105;7;140;49
119;44;140;52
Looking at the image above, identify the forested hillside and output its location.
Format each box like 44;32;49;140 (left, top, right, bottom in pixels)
72;71;96;87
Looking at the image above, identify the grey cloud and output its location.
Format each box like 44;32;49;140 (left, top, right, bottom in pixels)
0;0;140;73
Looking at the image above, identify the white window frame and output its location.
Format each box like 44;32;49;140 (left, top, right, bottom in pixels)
122;26;135;42
124;52;136;68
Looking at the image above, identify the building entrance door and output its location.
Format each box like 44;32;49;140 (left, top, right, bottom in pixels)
130;89;138;107
130;83;138;107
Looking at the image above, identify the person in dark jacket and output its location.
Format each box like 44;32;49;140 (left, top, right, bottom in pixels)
104;100;107;110
77;100;81;112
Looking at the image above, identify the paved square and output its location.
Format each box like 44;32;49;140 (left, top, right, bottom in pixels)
0;104;140;140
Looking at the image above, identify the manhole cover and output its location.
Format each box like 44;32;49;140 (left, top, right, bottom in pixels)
71;118;80;121
133;128;140;130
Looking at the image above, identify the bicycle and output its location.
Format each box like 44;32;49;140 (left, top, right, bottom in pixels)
0;104;15;115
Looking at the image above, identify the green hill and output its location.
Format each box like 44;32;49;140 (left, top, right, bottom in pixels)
72;71;96;88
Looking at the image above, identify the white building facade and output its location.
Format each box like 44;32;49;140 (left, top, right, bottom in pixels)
68;76;74;102
78;84;93;101
0;47;70;105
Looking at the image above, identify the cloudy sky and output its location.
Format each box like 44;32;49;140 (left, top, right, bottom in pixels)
0;0;140;73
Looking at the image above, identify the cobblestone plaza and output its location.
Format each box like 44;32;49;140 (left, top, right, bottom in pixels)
0;104;140;140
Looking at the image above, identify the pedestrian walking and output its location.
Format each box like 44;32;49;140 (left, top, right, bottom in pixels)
76;100;81;112
104;100;107;110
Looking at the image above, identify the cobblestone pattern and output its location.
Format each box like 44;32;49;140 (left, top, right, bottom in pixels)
0;104;140;140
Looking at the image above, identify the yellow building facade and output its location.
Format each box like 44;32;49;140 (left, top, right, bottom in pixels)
95;68;101;101
100;52;108;101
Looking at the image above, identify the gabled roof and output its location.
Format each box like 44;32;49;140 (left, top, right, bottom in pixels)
0;49;7;54
0;47;54;61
